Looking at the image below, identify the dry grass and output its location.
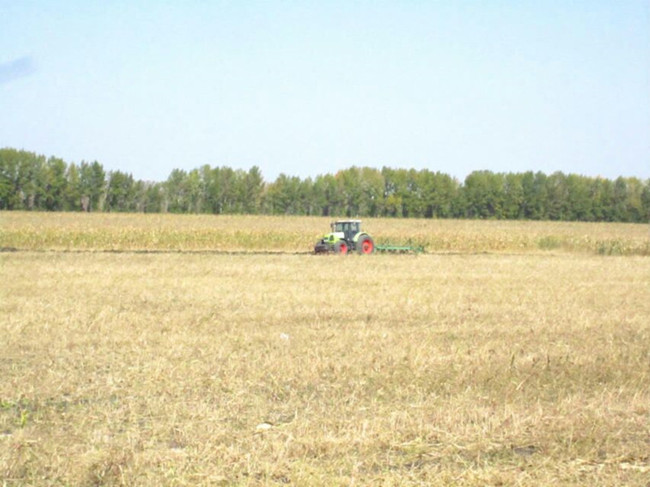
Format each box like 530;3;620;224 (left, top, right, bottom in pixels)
1;212;649;255
2;243;649;485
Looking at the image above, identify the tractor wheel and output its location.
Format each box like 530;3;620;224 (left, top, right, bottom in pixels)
357;236;375;254
334;241;348;255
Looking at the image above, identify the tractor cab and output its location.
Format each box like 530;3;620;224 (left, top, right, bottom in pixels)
331;220;361;242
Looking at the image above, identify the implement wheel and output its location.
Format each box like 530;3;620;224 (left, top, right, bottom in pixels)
334;241;348;255
357;236;375;254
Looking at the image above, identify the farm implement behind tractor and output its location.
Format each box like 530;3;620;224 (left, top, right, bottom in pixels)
314;220;424;255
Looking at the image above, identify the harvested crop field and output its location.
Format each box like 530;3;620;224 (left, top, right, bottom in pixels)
1;213;649;485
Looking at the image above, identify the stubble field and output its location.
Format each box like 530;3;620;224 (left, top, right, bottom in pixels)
1;213;649;485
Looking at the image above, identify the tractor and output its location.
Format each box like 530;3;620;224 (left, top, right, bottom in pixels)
314;219;375;254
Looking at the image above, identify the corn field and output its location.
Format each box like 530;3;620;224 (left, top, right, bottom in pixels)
1;212;649;255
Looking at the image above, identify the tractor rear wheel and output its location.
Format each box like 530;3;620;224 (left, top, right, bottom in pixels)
334;241;348;255
357;236;375;254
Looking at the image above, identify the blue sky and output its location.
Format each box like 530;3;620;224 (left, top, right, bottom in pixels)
1;1;648;183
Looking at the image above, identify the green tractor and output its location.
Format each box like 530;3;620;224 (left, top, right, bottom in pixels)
314;219;375;255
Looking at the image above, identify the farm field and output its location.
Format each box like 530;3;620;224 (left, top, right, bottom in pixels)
1;211;649;255
1;213;649;485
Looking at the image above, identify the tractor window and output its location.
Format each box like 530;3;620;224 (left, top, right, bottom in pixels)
332;221;360;238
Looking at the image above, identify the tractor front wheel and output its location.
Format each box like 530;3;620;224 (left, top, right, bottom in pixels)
334;241;349;255
357;236;375;254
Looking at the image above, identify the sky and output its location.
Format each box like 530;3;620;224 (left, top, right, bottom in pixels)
1;1;649;183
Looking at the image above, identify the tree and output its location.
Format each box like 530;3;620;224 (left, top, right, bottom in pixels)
1;146;647;222
503;173;524;219
143;182;164;213
462;171;505;219
0;148;22;209
641;181;650;222
519;172;548;220
79;161;106;211
105;171;135;212
43;157;68;211
382;168;410;217
420;170;458;218
358;167;385;217
612;177;629;222
240;166;264;214
266;174;310;215
65;163;82;211
312;174;343;216
545;172;569;220
200;165;219;214
623;177;645;223
565;174;592;221
186;169;203;213
589;178;614;221
336;168;364;217
403;169;425;217
165;169;189;213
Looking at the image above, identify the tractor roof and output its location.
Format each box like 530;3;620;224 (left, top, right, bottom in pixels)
334;219;362;223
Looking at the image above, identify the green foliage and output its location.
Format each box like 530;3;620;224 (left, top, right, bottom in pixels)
1;147;649;222
105;170;135;212
79;161;106;211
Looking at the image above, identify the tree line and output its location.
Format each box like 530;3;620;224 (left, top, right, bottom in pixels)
1;147;649;222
